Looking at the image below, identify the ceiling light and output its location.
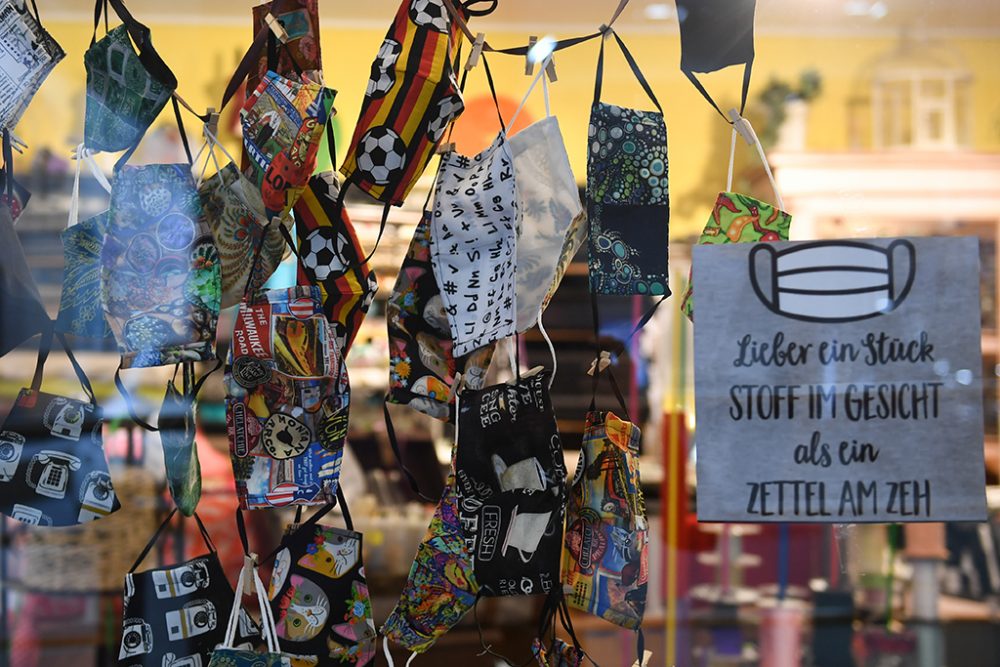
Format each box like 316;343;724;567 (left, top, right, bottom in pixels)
644;3;675;20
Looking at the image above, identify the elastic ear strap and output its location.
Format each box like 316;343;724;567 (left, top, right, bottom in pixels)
726;127;737;192
115;365;159;432
172;96;194;166
382;401;436;503
506;54;551;129
593;32;607;105
235;506;250;555
536;303;557;390
219;0;292;111
480;55;506;134
611;31;662;113
68;145;84;229
129;507;179;572
277;219;314;279
254;565;280;652
221;562;247;648
336;485;354;532
56;331;97;405
29;324;56;395
359;204;389;266
2;130;14;203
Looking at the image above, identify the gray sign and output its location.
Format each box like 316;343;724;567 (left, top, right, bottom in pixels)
693;237;986;522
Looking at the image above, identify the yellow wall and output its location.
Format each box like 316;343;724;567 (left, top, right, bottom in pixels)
14;20;1000;235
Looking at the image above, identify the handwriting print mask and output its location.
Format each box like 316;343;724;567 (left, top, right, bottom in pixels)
268;504;376;665
561;411;648;630
199;161;287;309
225;286;349;509
102;163;221;368
294;171;378;356
506;63;584;332
454;371;567;598
386;212;495;422
240;71;335;220
429;128;519;357
0;329;119;527
84;0;176;154
0;0;64;131
121;511;260;667
587;31;669;298
340;0;472;206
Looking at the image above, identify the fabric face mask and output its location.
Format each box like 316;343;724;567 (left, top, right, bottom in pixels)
102;163;221;369
381;470;479;655
268;500;376;665
386;212;495;422
294;170;378;356
225;286;349;509
676;0;756;120
0;328;119;527
587;31;670;298
122;510;261;667
0;144;48;359
454;371;567;598
561;410;648;630
341;0;474;206
0;0;65;131
429;62;519;357
240;71;335;220
210;557;286;667
199;160;286;310
506;62;585;332
248;0;323;98
56;146;114;340
84;0;177;154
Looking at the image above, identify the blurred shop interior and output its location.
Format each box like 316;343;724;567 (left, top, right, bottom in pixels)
2;0;1000;666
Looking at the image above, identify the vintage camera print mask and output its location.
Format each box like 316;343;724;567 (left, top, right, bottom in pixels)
120;510;260;667
0;328;119;527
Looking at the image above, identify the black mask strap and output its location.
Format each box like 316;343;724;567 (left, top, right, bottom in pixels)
684;58;753;123
382;401;437;503
130;509;216;573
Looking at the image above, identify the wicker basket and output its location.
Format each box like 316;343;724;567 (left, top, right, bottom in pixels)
16;463;161;593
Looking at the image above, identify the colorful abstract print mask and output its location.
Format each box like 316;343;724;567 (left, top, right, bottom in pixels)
102;164;221;368
561;411;648;630
386;213;495;422
382;471;479;654
268;523;376;665
587;102;669;297
225;287;349;510
680;191;791;319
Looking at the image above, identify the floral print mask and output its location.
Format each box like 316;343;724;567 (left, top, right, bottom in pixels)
102;163;221;369
587;31;670;298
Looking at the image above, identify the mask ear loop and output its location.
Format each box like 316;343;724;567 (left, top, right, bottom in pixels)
727;116;785;211
536;303;557;390
505;53;552;130
68;144;112;230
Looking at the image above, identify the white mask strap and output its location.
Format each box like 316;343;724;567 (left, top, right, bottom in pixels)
726;109;785;211
536;303;556;389
506;54;552;129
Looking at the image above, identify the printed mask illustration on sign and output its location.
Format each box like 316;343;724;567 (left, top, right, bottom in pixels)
561;411;648;630
0;0;65;132
240;72;335;220
121;511;260;667
506;61;585;332
102;163;221;369
455;371;567;598
341;0;474;205
84;0;177;154
693;237;987;523
199;161;287;309
428;88;520;357
386;212;495;422
225;286;349;509
0;329;119;527
749;240;916;323
267;505;377;665
587;31;669;297
294;171;379;356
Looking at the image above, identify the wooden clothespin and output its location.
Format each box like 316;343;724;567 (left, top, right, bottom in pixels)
242;552;259;595
204;107;219;141
264;12;289;44
436;141;456;155
587;350;612;377
727;108;756;147
525;36;538;75
465;32;486;72
545;56;558;83
630;650;653;667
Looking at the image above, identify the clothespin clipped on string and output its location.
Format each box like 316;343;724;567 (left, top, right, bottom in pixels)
8;131;27;154
525;36;538;75
465;32;486;72
203;107;220;142
436;141;456;155
587;350;612;377
242;552;259;595
526;35;558;82
630;650;653;667
727;108;757;147
264;12;289;43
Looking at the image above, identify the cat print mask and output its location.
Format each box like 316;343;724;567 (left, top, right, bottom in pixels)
268;498;376;665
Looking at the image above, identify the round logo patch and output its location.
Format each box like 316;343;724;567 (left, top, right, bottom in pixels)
233;356;272;389
261;414;311;459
